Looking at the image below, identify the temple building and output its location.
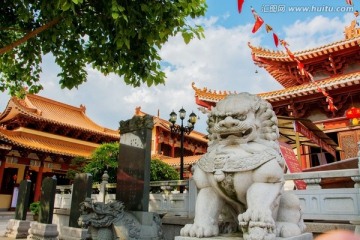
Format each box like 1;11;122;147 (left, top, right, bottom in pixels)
0;94;120;209
0;95;207;210
193;20;360;170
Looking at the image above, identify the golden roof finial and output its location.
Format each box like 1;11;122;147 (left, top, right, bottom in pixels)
344;20;360;39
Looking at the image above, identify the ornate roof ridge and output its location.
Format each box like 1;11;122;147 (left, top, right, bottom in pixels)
248;35;360;61
260;71;360;100
193;71;360;104
192;82;238;97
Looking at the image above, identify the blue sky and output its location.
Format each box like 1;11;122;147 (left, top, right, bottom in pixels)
0;1;357;134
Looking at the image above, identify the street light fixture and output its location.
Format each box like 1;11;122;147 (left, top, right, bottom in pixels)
169;108;197;181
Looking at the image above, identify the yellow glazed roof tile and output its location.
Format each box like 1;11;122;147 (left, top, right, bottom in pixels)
0;127;98;158
0;94;119;138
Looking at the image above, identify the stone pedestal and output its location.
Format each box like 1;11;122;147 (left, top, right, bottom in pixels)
112;211;163;240
59;226;89;240
27;222;59;240
175;232;313;240
133;211;163;239
5;219;31;239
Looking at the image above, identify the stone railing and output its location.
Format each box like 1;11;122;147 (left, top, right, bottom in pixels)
54;184;116;209
148;180;197;218
54;168;360;234
54;180;197;218
284;168;360;234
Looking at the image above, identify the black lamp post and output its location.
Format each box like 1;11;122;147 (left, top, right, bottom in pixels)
169;108;197;181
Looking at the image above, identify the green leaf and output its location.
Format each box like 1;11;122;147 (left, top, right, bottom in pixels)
112;12;119;19
182;32;193;44
61;2;71;11
124;39;130;49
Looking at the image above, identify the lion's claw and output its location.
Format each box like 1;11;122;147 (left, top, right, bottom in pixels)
180;223;219;238
238;209;275;228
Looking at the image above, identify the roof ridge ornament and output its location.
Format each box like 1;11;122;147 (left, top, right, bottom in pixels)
344;20;360;39
80;104;86;113
23;95;42;116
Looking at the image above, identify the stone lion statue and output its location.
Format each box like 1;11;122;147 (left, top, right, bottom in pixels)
180;93;306;240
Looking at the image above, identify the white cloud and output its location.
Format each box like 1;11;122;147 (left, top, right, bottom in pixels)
194;16;219;28
282;14;352;50
0;14;353;134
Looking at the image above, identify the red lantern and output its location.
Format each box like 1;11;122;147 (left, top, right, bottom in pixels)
346;107;358;119
346;107;355;119
355;108;360;118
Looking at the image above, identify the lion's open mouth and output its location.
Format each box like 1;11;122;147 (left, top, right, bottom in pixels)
220;128;252;139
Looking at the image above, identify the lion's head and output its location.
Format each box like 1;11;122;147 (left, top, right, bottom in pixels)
207;93;279;150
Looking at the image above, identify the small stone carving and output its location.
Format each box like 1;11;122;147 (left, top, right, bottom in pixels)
180;93;306;240
78;198;141;240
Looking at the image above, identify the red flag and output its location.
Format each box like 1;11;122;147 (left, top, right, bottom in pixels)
280;39;288;47
296;60;305;75
238;0;245;13
251;8;264;33
327;96;338;112
273;33;279;47
346;0;353;5
284;45;295;60
265;24;273;33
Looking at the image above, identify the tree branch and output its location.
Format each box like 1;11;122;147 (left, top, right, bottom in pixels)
0;16;62;55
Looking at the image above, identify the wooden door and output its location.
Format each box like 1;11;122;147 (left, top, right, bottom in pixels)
338;130;360;160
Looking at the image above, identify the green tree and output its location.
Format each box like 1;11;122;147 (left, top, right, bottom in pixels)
83;142;119;183
150;159;179;181
0;0;206;97
81;142;179;183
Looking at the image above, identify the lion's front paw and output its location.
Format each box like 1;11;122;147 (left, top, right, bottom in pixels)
180;223;219;238
238;209;276;240
238;209;275;228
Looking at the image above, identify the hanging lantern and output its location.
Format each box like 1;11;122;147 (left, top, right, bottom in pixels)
346;106;360;125
345;107;358;119
355;108;360;118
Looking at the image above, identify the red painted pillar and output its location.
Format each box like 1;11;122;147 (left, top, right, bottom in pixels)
300;146;307;169
0;159;6;192
171;142;175;158
34;160;44;201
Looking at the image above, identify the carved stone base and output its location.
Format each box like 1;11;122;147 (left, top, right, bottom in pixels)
59;226;89;240
27;222;59;240
175;232;313;240
5;219;31;239
113;211;164;240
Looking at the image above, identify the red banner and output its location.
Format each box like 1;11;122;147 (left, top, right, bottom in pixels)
293;121;336;157
279;142;307;190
